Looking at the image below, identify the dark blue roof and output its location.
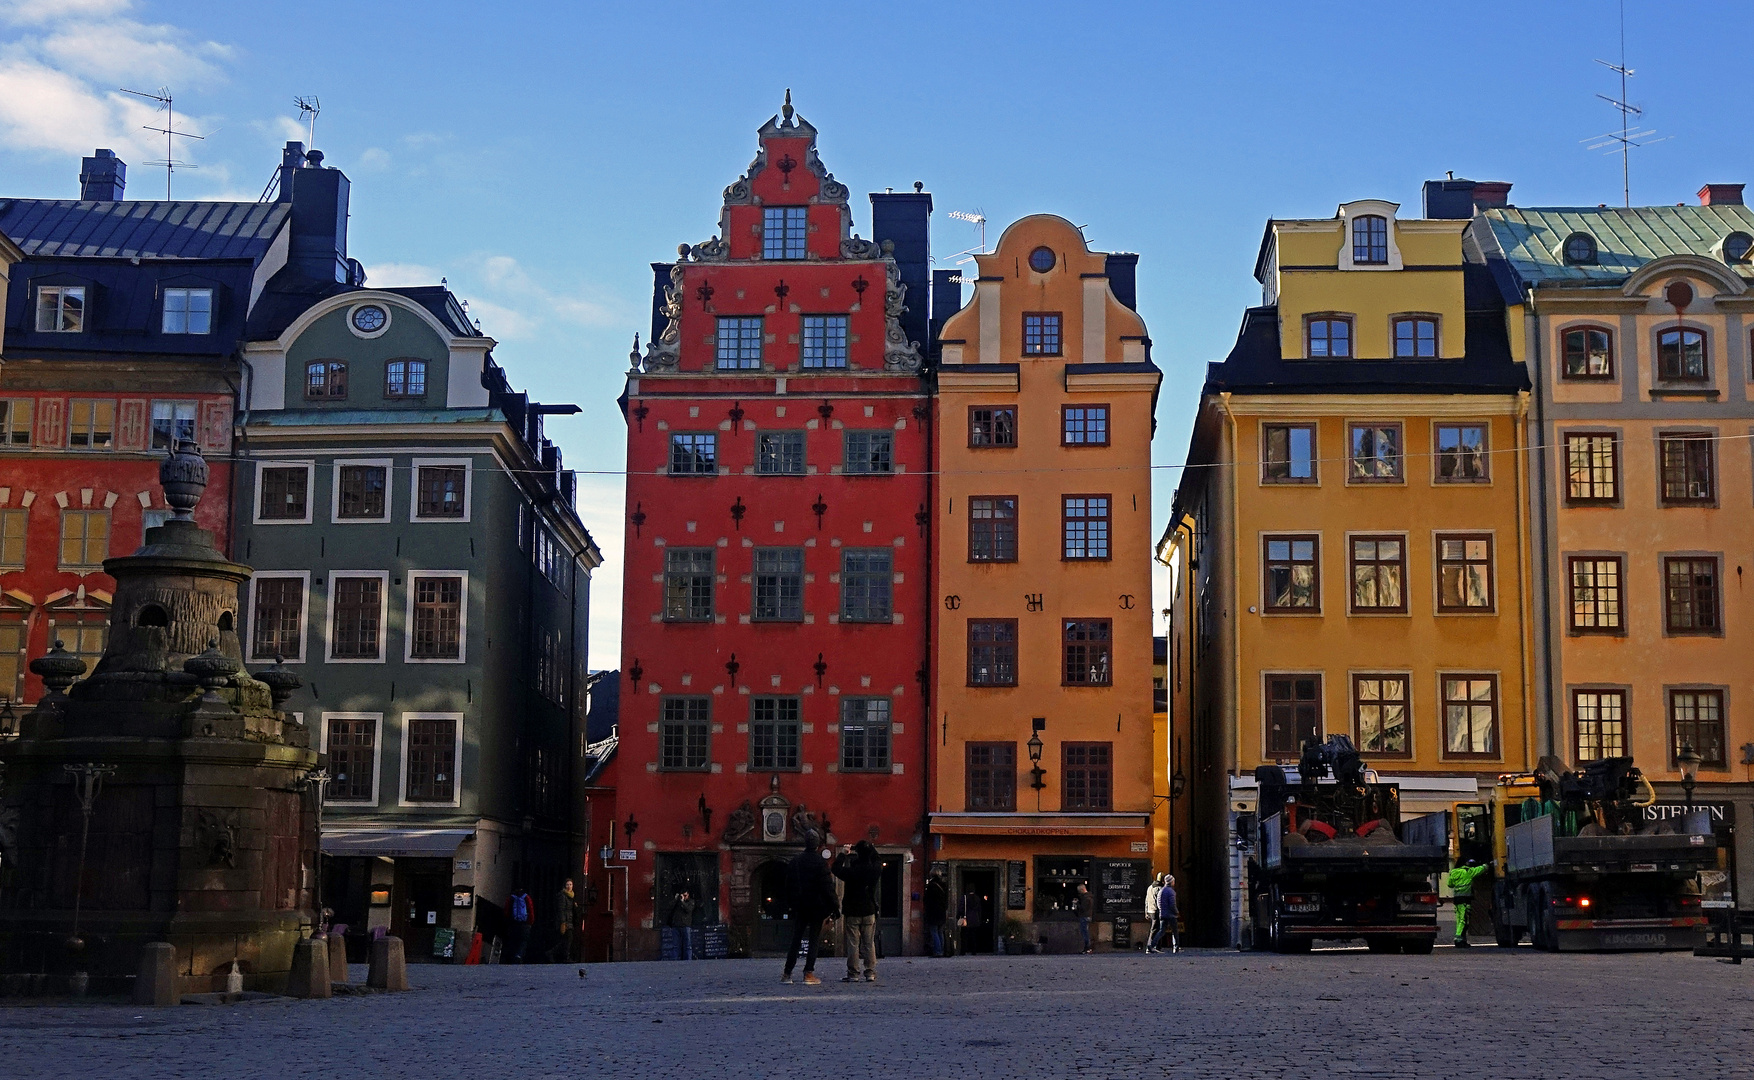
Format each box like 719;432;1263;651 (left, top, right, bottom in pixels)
0;199;289;261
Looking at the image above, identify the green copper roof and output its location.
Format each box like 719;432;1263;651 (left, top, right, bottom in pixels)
1480;204;1754;287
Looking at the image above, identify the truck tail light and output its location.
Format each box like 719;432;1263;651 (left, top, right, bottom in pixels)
1399;892;1437;909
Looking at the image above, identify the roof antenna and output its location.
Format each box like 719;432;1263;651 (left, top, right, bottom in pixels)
946;209;987;271
119;86;203;200
295;95;321;147
1581;0;1667;207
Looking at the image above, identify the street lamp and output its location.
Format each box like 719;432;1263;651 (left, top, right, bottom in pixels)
0;698;15;738
1027;719;1046;800
1678;742;1703;815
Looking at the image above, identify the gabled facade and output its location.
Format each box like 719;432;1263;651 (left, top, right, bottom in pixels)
1171;193;1534;945
237;284;599;960
617;99;932;960
929;215;1162;952
1474;181;1754;903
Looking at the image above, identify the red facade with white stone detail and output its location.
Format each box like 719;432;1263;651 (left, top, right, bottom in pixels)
616;104;929;959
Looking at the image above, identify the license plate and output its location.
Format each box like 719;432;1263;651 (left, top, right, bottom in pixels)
1285;903;1320;914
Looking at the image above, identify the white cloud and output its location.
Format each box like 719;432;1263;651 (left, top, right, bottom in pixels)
471;253;625;332
365;261;441;288
0;0;230;166
462;298;535;340
569;473;625;670
355;146;391;171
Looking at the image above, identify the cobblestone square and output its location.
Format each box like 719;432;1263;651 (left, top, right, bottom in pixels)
4;947;1754;1079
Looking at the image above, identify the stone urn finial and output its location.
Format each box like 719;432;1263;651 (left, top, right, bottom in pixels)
184;638;240;704
256;655;303;712
30;639;87;698
160;438;209;522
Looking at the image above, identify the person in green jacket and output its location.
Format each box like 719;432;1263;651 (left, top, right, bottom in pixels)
1447;861;1489;947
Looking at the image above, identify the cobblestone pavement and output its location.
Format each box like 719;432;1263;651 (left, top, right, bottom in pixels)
5;946;1754;1079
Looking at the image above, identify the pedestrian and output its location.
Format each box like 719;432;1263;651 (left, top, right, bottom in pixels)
833;840;882;982
958;885;988;955
1158;874;1180;953
506;885;535;964
781;833;839;986
923;871;950;957
1076;881;1094;953
545;878;579;963
1144;873;1164;953
1447;859;1488;948
667;888;697;959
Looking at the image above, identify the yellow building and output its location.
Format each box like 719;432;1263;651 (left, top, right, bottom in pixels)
1169;192;1535;945
929;216;1161;953
1475;182;1754;902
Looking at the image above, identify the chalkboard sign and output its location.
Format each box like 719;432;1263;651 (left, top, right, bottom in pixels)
1098;859;1149;915
1006;861;1028;910
432;927;456;959
703;923;729;959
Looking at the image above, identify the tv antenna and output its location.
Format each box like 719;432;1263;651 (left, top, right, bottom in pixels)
119;86;204;199
1581;0;1666;207
294;95;321;146
946;209;987;265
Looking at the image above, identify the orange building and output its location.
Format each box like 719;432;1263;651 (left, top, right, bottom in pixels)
929;216;1161;953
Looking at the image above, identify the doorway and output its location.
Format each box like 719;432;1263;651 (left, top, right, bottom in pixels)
956;867;998;954
392;858;453;962
878;856;904;957
753;860;792;954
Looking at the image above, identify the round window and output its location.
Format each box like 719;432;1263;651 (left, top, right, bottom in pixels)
1028;246;1056;273
351;304;388;334
1724;232;1753;263
1564;233;1596;265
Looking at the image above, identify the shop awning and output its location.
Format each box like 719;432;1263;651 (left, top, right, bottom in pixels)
320;828;473;858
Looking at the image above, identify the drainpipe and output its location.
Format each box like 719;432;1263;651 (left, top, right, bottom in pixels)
1513;390;1535;774
1525;289;1557;760
1216;393;1242;780
231;356;253;563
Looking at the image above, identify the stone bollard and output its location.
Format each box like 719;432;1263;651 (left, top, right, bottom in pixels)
367;935;408;991
286;937;332;999
133;941;180;1007
327;931;350;985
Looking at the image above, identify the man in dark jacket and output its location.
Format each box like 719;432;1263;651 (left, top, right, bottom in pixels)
833;840;883;982
782;833;839;986
923;872;950;957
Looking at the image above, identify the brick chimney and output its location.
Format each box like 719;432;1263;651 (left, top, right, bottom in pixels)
79;149;126;200
1471;182;1513;210
1698;184;1745;207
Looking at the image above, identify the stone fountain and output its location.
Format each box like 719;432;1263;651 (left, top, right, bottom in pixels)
0;440;319;995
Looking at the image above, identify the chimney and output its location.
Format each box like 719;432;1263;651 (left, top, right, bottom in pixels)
1699;184;1745;207
79;149;126;201
275;141;306;203
1421;178;1477;220
929;268;962;356
870;185;933;351
1105;253;1139;312
1471;182;1513;210
284;148;352;283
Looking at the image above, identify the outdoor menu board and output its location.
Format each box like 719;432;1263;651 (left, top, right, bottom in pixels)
1006;861;1028;910
1098;859;1150;914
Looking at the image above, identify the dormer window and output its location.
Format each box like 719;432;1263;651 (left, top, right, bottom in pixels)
1722;232;1753;264
762;207;807;260
1352;216;1388;265
35;286;85;332
1306;315;1353;359
162;288;212;334
1563;232;1597;265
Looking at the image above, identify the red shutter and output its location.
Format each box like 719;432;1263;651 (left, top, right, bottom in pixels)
117;399;149;451
198;400;231;453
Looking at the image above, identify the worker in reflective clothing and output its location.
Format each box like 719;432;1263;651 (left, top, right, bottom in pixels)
1447;860;1488;948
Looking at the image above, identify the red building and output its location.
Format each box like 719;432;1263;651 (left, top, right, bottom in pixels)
617;98;933;959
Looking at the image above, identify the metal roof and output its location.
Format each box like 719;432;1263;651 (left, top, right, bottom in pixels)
0;199;289;260
1480;204;1754;287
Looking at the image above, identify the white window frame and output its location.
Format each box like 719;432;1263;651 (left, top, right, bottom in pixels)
247;569;311;664
36;285;86;332
149;400;199;451
161;287;213;335
253;460;316;526
410;457;473;523
398;711;464;808
330;458;394;524
404;570;469;664
325;569;391;664
320;711;384;807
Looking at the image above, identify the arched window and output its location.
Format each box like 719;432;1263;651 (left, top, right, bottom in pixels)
1352;215;1388;264
384;359;428;398
1561;326;1614;378
1306;315;1353;359
1658;328;1707;381
305;361;348;399
1393;316;1439;358
1563;233;1597;265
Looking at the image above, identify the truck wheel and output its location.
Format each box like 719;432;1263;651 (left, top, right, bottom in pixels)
1493;917;1521;949
1401;937;1435;955
1366;937;1397;954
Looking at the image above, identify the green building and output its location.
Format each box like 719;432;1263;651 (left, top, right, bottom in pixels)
237;285;600;961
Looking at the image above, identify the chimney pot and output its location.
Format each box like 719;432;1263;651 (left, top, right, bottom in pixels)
1698;183;1745;207
306;149;325;168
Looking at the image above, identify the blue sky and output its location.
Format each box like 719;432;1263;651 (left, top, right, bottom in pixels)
3;0;1749;667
